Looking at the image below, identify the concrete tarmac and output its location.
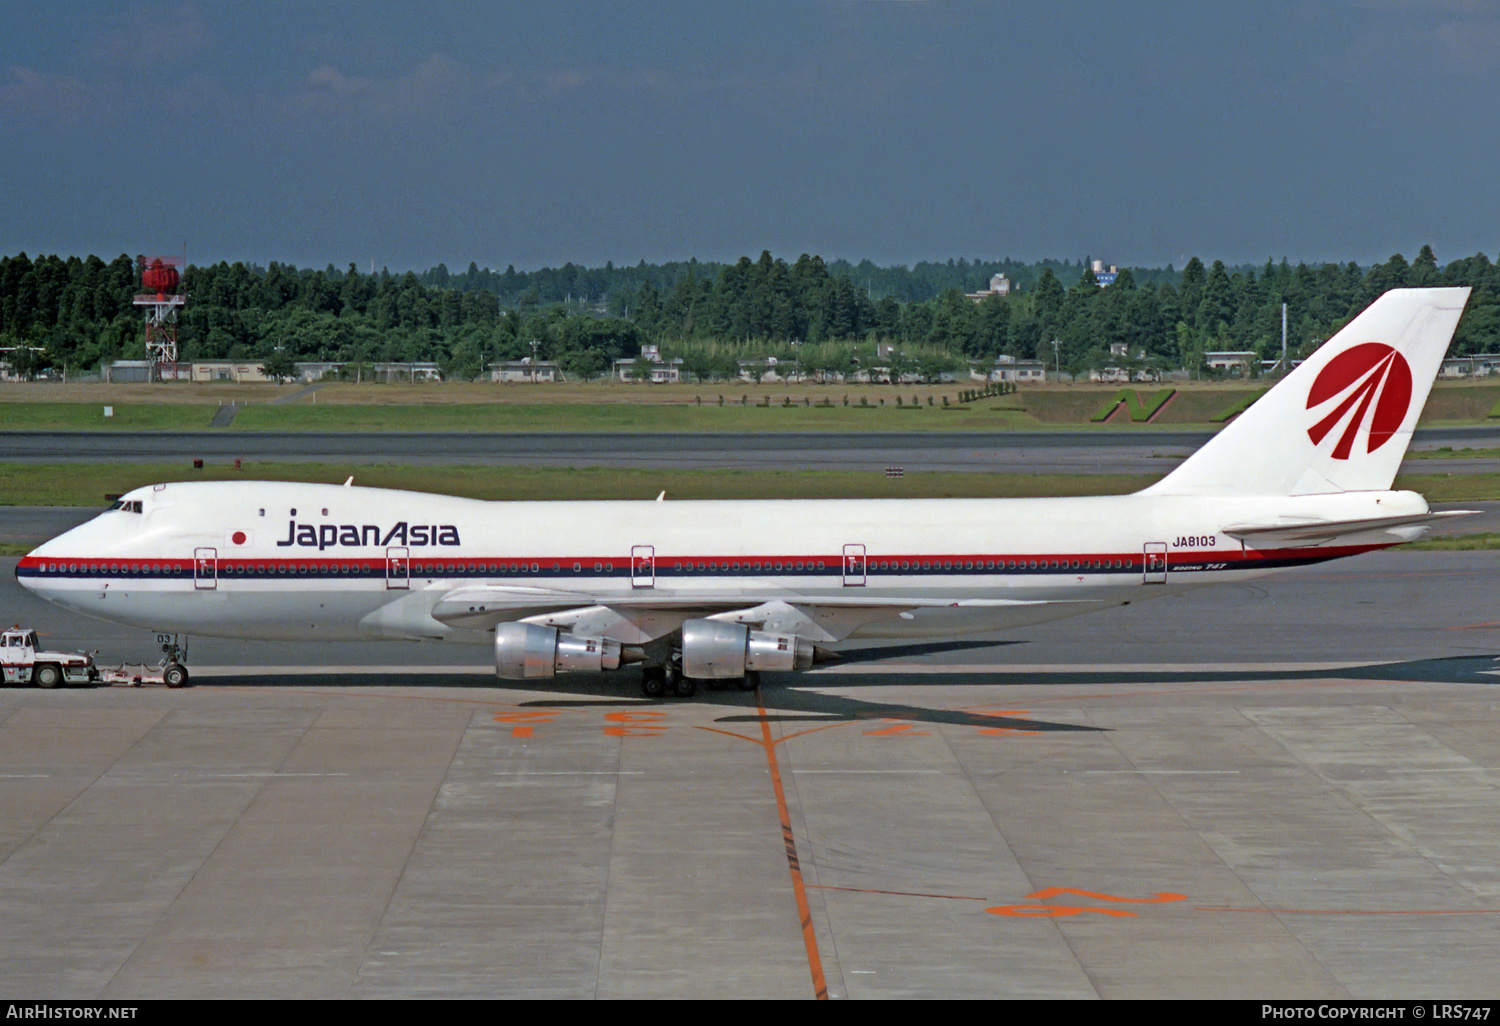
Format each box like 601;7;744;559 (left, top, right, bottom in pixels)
2;549;1500;998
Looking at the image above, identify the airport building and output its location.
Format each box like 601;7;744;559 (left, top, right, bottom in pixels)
736;356;807;383
965;273;1012;302
489;359;563;382
973;354;1047;383
1439;354;1500;377
615;344;684;383
1203;350;1259;376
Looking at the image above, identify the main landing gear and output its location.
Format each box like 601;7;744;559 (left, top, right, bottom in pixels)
639;665;759;699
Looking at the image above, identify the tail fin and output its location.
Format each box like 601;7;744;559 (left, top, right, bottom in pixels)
1144;287;1470;497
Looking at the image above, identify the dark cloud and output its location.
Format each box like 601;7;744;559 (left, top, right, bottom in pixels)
3;1;1498;270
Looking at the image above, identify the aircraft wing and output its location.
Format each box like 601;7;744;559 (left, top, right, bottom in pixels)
1221;510;1478;548
430;585;1096;642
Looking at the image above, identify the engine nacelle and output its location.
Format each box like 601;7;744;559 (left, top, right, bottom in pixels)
679;618;815;678
494;623;622;679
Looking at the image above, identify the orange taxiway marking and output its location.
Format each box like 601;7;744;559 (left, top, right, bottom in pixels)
987;888;1186;918
757;696;829;1001
862;721;930;737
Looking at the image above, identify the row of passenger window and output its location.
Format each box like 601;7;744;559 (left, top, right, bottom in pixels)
873;559;1133;572
408;563;546;574
38;563;182;575
671;560;827;573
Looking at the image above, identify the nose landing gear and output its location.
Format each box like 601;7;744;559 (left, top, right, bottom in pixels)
158;635;191;689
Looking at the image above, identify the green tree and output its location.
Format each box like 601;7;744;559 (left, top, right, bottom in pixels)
629;355;655;383
260;348;296;383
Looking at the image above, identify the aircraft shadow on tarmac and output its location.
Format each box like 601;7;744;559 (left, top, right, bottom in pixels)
193;641;1500;737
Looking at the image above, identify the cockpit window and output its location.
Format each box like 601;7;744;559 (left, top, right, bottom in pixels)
109;500;143;513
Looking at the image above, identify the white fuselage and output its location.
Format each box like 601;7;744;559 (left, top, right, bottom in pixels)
17;480;1424;647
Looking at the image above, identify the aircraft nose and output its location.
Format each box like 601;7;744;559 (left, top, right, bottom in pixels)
17;519;92;600
16;548;44;597
16;539;53;576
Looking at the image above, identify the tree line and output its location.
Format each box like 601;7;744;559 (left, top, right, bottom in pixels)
1;246;1497;380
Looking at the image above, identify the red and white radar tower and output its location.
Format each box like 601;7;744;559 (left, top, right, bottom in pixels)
133;255;186;381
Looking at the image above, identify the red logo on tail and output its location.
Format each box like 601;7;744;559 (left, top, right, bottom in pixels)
1305;343;1412;459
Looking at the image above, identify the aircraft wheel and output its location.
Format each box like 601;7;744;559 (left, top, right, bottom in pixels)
163;664;190;689
737;670;760;692
641;667;666;698
674;674;698;698
34;664;61;689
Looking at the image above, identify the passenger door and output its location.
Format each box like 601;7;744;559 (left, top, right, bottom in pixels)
1143;543;1167;584
842;543;867;587
194;547;218;590
631;545;655;589
386;547;410;590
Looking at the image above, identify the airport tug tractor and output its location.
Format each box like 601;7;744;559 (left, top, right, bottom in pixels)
0;627;192;689
0;627;98;688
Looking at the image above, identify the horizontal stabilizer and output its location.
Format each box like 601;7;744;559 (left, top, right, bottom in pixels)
1222;510;1477;547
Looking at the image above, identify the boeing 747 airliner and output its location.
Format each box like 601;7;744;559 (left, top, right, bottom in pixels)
17;287;1473;696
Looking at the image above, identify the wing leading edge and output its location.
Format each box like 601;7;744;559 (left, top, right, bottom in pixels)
429;586;1097;643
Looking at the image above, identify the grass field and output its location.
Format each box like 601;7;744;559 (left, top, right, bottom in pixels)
1406;532;1500;550
1408;447;1500;459
0;403;222;431
3;379;1499;432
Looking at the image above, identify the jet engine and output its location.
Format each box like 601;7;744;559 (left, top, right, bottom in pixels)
679;618;815;679
494;623;627;679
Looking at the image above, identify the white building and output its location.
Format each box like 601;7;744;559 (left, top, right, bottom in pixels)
966;273;1012;302
615;344;683;383
1439;355;1500;378
1203;351;1258;377
191;361;271;383
103;360;155;383
490;359;562;382
737;355;808;383
972;354;1046;383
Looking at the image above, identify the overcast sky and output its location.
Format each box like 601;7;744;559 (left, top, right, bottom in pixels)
3;1;1497;272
